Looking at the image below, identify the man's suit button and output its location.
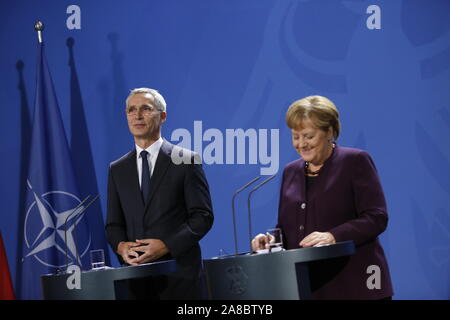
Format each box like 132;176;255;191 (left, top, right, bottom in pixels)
299;225;304;231
300;202;306;209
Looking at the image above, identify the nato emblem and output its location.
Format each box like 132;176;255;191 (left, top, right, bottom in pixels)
226;265;248;295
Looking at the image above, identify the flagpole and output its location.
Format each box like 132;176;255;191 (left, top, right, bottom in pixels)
34;21;44;43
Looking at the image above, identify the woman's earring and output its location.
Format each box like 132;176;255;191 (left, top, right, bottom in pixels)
328;139;336;148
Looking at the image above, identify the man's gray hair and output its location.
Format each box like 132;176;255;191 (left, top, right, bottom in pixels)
125;88;167;112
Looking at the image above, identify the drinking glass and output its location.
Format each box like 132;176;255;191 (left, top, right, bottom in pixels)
266;228;283;252
90;249;105;270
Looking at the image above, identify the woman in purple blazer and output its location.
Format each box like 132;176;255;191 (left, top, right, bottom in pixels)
252;95;393;300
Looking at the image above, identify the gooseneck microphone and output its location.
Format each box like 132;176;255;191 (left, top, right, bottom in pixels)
71;194;100;270
231;176;261;255
247;174;276;252
64;195;90;271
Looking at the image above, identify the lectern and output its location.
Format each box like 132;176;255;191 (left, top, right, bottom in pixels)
203;241;354;300
41;260;176;300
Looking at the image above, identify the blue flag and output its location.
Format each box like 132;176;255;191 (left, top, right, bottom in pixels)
18;42;102;299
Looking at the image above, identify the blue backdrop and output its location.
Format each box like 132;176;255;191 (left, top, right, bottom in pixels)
1;0;449;299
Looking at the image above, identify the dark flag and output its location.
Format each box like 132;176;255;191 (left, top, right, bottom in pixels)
18;40;103;299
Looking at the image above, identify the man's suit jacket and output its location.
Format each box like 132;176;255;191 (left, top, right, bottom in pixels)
278;145;393;299
105;140;214;299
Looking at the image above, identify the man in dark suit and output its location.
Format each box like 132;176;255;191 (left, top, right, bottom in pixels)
105;88;213;299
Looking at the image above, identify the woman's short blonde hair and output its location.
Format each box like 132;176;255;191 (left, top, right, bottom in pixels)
286;95;340;140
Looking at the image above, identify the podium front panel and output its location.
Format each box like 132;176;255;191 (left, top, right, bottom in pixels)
203;241;354;300
41;260;177;300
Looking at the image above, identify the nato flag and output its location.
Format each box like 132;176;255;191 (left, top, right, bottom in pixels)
17;41;105;299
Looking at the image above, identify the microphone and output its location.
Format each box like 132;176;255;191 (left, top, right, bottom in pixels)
71;194;100;270
247;174;276;252
64;195;91;272
231;176;261;255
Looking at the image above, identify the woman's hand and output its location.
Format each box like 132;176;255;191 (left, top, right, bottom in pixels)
251;233;272;251
299;232;336;248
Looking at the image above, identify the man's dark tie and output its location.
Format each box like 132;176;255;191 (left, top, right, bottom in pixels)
140;150;151;204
